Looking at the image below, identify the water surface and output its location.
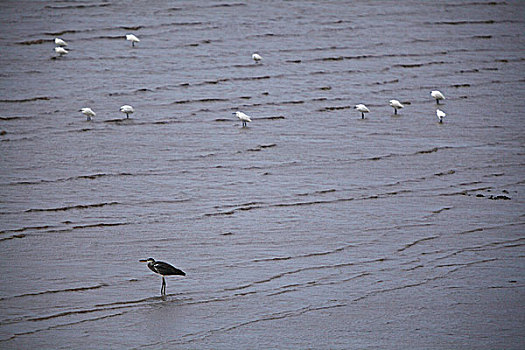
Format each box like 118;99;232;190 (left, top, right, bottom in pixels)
0;0;524;349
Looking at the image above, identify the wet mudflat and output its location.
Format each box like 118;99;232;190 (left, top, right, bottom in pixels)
0;1;524;349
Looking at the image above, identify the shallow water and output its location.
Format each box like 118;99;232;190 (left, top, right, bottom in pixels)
0;0;524;349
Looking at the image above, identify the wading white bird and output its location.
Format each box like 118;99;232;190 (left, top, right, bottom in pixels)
54;38;68;46
55;47;68;56
233;111;252;127
354;104;370;119
80;107;96;121
389;99;404;115
252;53;262;63
431;90;445;104
436;109;446;123
126;34;140;47
120;105;134;118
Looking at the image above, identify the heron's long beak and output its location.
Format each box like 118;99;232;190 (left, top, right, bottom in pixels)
139;259;148;262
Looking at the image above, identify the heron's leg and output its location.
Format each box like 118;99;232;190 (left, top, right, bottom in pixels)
161;277;166;295
436;99;440;104
126;113;129;119
361;113;364;119
132;42;135;47
394;109;397;115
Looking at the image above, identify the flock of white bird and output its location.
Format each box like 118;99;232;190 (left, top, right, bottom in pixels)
353;90;446;123
55;34;139;121
431;90;447;123
55;35;447;126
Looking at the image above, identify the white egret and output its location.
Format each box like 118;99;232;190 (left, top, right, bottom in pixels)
354;104;370;119
252;53;262;63
80;107;96;121
389;99;404;115
126;34;140;47
431;90;445;104
120;105;134;118
54;38;68;46
436;109;446;123
55;47;68;56
233;111;252;127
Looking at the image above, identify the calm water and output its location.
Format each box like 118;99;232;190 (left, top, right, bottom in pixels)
1;0;524;349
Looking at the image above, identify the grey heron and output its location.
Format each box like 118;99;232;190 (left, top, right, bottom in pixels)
140;258;185;296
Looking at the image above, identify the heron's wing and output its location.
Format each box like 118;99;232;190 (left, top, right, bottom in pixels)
154;262;186;276
147;264;158;274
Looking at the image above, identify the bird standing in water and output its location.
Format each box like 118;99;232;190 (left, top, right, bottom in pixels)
120;105;134;118
431;90;445;104
55;47;68;57
54;38;68;47
436;109;446;123
140;258;185;296
389;99;404;115
252;53;262;63
80;107;96;121
126;34;140;47
233;111;252;127
354;104;370;119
